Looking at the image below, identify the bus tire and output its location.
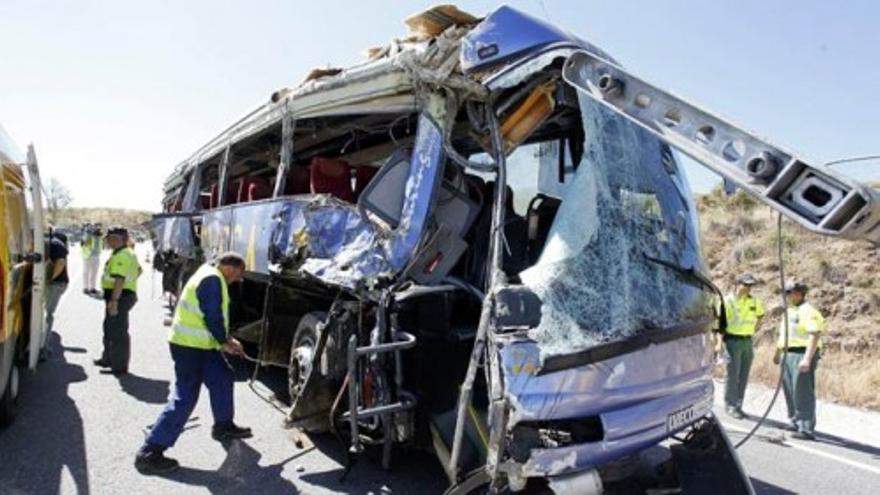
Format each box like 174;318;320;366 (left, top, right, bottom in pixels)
287;312;335;433
0;364;20;427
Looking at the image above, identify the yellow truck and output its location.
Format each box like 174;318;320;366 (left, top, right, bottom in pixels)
0;124;46;425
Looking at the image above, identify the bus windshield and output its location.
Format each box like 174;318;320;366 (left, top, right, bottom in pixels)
518;95;713;357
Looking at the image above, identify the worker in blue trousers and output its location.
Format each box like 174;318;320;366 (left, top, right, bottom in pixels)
135;252;252;474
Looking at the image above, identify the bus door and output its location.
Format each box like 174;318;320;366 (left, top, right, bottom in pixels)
25;145;45;371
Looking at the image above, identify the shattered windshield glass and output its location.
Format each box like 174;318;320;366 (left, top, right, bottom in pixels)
520;96;713;357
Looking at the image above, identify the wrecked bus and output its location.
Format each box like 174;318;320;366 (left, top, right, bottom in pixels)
152;6;880;493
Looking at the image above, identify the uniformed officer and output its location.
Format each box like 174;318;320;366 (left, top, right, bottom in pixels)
135;252;251;475
93;227;141;374
774;281;824;440
720;273;764;419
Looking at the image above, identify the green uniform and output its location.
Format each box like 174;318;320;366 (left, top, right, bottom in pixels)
100;247;141;372
723;293;764;410
778;302;824;435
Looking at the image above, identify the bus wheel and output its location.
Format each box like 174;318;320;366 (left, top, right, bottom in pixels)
287;312;334;433
0;364;20;427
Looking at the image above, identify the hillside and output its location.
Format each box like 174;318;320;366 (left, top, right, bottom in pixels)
52;207;154;230
698;187;880;410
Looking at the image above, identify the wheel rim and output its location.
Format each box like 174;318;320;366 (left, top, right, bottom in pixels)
289;336;315;401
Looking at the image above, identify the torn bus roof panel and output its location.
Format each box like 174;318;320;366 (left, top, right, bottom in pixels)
461;6;607;75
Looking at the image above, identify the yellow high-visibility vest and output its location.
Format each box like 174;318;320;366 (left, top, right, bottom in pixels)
101;247;140;292
82;234;101;258
169;264;229;350
725;294;764;336
777;302;825;349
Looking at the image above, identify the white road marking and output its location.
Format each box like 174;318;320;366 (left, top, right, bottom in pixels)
722;421;880;477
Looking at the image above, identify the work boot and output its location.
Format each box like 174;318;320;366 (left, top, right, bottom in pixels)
791;431;815;441
212;423;253;441
725;406;745;420
135;450;179;475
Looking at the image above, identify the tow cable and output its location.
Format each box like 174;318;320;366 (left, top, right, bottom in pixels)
733;212;790;449
220;347;291;415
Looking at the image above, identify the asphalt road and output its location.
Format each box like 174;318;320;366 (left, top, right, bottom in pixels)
1;247;878;494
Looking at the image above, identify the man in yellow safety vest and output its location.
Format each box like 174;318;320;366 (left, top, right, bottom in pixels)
720;273;764;419
93;227;141;374
135;252;250;475
774;281;824;440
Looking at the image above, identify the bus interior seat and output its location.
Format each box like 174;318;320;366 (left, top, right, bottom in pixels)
526;194;561;265
224;180;240;205
208;184;219;209
310;156;354;202
354;165;379;199
238;177;272;203
200;190;213;210
286;165;311;195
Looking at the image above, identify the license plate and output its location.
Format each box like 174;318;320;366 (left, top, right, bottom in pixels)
666;404;698;433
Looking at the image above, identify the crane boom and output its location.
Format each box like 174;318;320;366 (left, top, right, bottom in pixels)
562;50;880;245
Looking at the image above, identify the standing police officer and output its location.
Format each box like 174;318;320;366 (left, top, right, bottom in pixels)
774;281;824;440
135;252;251;475
721;273;764;419
93;227;141;374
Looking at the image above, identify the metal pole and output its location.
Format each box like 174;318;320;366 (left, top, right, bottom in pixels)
217;143;231;206
347;334;362;453
448;106;507;480
273;111;295;198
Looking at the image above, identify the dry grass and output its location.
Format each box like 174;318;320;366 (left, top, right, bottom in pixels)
750;342;880;410
699;188;880;410
52;207;154;230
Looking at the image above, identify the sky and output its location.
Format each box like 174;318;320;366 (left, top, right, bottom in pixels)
1;0;878;211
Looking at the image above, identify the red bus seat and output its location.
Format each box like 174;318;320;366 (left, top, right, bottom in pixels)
310;157;354;202
286;165;311;195
354;165;380;199
238;177;272;203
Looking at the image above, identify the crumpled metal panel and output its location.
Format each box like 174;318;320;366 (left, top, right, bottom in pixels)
387;114;445;270
268;196;392;289
298;202;393;289
500;335;712;424
270;115;446;289
151;215;196;258
461;6;611;74
516;381;713;476
499;336;713;476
